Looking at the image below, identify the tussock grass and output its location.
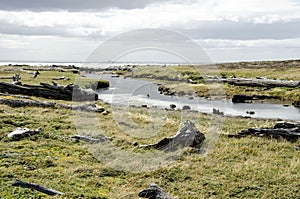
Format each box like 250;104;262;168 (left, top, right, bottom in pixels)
0;64;299;198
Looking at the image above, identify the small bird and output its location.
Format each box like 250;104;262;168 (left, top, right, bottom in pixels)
147;94;150;98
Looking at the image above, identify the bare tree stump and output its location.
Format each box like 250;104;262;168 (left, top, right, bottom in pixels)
138;184;173;199
140;120;205;152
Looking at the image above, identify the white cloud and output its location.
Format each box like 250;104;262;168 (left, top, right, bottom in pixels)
0;0;299;62
0;0;299;38
198;38;300;48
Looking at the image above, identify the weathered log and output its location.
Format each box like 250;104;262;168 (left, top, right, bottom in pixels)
23;67;79;74
228;121;300;142
0;76;13;79
0;98;105;112
52;76;70;81
12;180;63;196
0;82;98;101
140;120;205;152
7;127;43;140
138;184;173;199
232;94;280;103
205;76;300;88
70;135;112;143
0;92;34;100
0;98;55;108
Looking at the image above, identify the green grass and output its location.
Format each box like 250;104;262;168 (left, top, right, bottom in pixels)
126;63;300;103
0;101;299;198
0;64;299;198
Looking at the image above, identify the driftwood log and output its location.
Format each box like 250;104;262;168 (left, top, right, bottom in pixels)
0;82;98;101
52;76;70;81
205;76;300;88
70;135;112;143
12;180;63;196
23;67;79;74
138;184;173;199
0;98;105;112
7;127;43;140
228;122;300;142
140;120;205;152
232;94;280;103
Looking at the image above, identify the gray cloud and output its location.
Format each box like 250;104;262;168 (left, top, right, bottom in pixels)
179;20;300;40
1;17;299;41
0;0;172;11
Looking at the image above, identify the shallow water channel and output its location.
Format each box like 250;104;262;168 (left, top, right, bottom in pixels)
90;74;299;121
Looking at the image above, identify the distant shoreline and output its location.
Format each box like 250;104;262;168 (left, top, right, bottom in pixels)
0;58;299;68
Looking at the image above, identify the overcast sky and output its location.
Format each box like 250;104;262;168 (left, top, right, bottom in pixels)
0;0;300;63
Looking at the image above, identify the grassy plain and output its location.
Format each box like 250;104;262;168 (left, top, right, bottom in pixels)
0;63;299;198
128;61;300;103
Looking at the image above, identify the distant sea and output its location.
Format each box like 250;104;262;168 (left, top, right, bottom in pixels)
0;61;195;68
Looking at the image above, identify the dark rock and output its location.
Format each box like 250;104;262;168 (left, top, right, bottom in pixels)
132;141;139;147
169;104;176;110
212;108;224;116
182;105;191;110
138;184;173;199
293;100;300;107
246;110;255;115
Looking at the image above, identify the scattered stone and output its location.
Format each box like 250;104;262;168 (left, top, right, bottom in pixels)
212;108;224;116
246;110;255;115
138;184;173;199
169;104;176;110
293;100;300;108
182;105;191;110
140;120;205;152
132;141;139;147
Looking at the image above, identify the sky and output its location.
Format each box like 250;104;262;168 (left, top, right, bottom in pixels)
0;0;300;63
